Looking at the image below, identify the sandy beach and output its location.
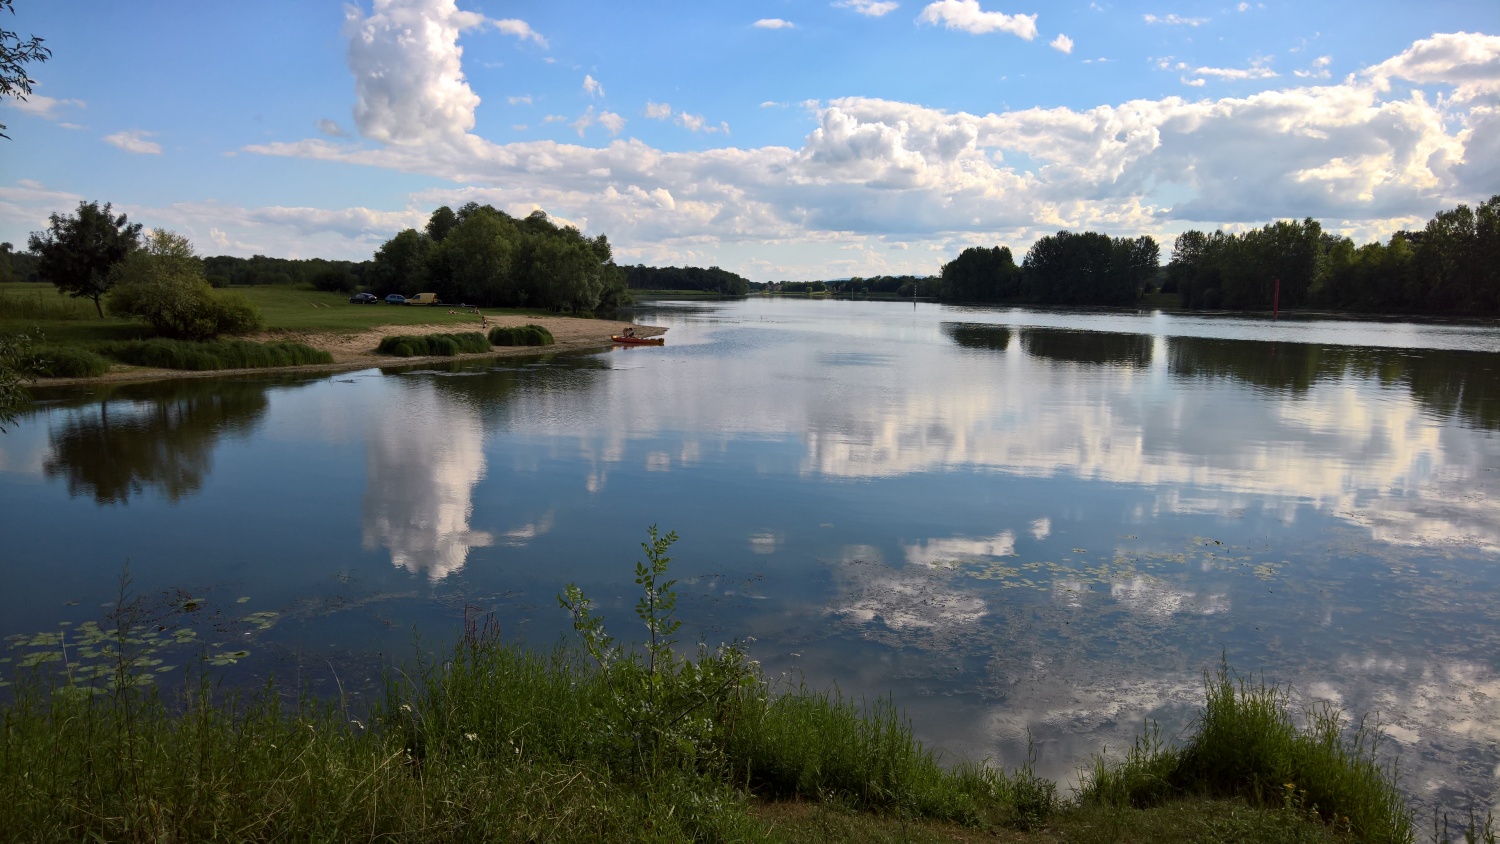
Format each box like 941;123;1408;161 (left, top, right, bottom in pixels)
35;314;666;387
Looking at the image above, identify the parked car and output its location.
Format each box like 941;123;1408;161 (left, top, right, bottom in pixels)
406;292;441;306
349;292;379;304
384;294;407;305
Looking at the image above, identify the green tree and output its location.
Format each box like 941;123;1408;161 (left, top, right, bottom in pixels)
939;245;1021;302
369;228;430;296
430;206;517;305
107;229;262;340
425;205;458;243
29;200;142;317
1;0;51;140
1022;230;1142;306
0;329;35;431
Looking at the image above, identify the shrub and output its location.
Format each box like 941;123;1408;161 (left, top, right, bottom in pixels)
1080;661;1414;844
98;339;331;371
375;332;489;357
106;231;265;340
488;324;554;346
28;346;112;377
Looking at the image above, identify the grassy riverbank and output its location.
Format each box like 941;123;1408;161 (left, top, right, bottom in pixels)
0;282;524;342
1;531;1448;844
1;633;1388;843
1;282;641;384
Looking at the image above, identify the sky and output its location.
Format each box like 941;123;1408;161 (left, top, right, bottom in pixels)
1;1;1497;281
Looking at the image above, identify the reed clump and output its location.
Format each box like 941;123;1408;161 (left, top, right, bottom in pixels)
26;345;113;377
96;338;332;370
376;332;491;357
1081;661;1415;844
488;324;554;346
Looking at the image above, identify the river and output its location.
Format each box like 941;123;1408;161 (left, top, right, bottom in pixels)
2;297;1497;815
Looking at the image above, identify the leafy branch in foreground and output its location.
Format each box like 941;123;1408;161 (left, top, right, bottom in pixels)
0;329;36;431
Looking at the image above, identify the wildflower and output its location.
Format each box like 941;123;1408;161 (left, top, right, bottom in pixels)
464;732;477;742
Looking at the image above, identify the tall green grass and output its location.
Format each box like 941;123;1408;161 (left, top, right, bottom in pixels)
1081;661;1414;844
26;345;113;377
98;338;333;371
376;332;491;357
488;324;555;346
0;288;97;321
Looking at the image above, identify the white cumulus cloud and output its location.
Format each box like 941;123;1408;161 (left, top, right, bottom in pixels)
1143;13;1208;26
5;93;85;120
344;0;485;145
598;110;626;135
104;130;162;155
583;74;604;98
835;0;900;16
240;16;1500;274
492;18;546;47
754;18;794;29
316;118;349;137
918;0;1037;39
1364;31;1500;105
1051;34;1074;54
1294;56;1333;80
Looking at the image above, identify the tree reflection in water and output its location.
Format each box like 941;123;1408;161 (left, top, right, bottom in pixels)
43;380;276;504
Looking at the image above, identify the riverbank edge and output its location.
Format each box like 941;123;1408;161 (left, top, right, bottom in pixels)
26;320;667;389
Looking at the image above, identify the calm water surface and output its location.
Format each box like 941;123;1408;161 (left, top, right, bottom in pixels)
2;298;1498;814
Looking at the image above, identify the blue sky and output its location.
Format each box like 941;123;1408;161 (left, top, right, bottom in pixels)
2;1;1497;280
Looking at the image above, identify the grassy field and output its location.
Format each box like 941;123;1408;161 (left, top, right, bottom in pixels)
0;282;542;341
0;283;574;376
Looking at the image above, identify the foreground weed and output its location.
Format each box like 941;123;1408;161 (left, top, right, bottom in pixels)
1431;809;1498;844
1081;659;1413;844
559;525;758;779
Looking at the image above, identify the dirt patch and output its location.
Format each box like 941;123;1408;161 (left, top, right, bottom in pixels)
35;314;665;387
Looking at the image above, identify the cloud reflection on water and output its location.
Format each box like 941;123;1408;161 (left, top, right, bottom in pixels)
361;381;493;580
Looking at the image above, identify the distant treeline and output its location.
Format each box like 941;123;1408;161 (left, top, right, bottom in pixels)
2;236;372;292
0;242;40;283
201;255;369;292
930;195;1499;315
622;265;749;296
757;276;931;297
939;233;1160;307
1169;195;1499;314
368;204;629;313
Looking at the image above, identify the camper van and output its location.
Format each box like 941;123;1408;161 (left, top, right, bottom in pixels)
406;292;441;306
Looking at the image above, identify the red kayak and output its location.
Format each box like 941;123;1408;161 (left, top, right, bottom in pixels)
612;335;664;345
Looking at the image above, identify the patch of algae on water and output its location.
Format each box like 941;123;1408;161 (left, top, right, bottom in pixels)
924;534;1292;598
2;602;282;688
